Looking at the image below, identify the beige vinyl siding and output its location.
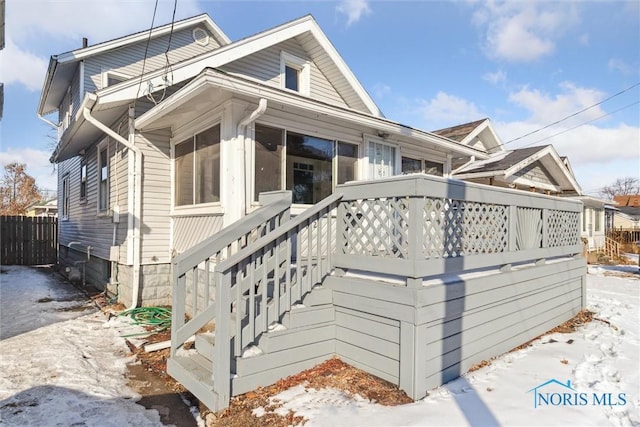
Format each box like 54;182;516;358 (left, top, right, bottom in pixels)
58;117;129;262
220;38;350;109
514;162;557;186
84;26;221;93
173;215;224;254
138;129;172;264
296;32;371;114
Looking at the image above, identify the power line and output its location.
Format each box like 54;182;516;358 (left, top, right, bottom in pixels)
503;82;640;146
518;100;640;149
133;0;160;111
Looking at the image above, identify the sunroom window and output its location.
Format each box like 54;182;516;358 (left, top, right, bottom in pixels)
254;124;358;203
175;124;220;206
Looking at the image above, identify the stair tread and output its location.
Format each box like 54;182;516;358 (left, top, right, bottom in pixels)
170;354;215;385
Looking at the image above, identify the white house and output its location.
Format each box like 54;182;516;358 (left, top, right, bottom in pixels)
39;14;488;307
39;13;587;411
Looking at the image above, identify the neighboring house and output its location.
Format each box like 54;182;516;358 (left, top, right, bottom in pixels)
572;196;609;251
612;195;640;229
451;144;582;196
39;14;488;307
39;13;586;412
25;199;58;217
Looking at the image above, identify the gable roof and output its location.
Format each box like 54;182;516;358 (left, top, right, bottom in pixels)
95;15;383;117
38;14;230;116
432;118;504;153
452;145;582;194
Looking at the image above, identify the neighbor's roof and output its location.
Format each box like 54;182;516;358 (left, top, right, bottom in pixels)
432;118;488;142
455;146;547;174
613;195;640;207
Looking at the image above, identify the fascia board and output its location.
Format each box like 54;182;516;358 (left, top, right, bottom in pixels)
510;175;562;193
135;69;487;159
100;15;385;119
97;17;317;106
452;170;503;180
306;19;383;118
505;146;582;194
55;14;229;64
50;93;97;163
503;146;550;178
37;57;61;116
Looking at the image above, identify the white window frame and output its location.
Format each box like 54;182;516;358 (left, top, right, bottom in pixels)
97;139;110;213
101;69;131;89
79;157;87;204
61;174;70;220
280;51;310;95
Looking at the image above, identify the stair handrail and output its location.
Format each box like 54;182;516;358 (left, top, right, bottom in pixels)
171;191;292;356
212;191;343;408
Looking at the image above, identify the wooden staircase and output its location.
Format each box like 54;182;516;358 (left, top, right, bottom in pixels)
168;191;342;411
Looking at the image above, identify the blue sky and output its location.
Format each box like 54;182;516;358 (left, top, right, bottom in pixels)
1;0;638;197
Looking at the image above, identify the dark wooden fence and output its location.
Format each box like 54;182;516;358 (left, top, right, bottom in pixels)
1;216;58;265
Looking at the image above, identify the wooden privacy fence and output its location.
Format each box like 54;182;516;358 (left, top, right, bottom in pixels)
1;216;58;265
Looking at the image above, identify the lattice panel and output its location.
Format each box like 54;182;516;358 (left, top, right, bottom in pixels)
341;198;410;258
423;198;508;258
547;210;580;247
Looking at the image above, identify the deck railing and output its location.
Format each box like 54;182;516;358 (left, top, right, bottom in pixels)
212;193;342;407
170;191;292;357
334;175;583;282
603;236;621;259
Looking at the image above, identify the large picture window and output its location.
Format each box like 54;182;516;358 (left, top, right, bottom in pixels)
254;124;359;204
175;124;221;206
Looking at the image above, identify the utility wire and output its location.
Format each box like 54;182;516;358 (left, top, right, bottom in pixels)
503;82;640;146
518;100;640;149
133;0;159;111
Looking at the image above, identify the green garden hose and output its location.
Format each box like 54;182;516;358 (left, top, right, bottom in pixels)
118;307;172;335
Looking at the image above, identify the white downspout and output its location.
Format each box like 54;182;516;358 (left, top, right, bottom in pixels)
83;106;143;308
237;98;267;215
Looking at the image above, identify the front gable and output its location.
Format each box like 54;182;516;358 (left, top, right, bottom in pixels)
433;118;504;154
97;15;383;118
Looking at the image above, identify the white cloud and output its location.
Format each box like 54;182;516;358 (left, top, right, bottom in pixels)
483;69;507;85
496;81;639;194
336;0;372;26
608;58;635;75
3;0;201;91
372;83;391;99
472;2;579;62
508;82;606;126
0;148;58;193
419;92;484;127
0;40;49;92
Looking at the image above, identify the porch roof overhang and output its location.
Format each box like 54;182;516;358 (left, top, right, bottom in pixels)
50;93;131;163
453;145;582;194
135;68;488;159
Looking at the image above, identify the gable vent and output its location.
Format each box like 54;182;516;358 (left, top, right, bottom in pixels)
192;27;209;46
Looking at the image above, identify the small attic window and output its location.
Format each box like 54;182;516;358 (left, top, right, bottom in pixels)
102;70;130;89
192;27;209;46
280;51;309;95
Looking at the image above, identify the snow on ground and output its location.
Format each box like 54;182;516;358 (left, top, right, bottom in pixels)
0;266;165;426
257;263;640;426
1;263;638;426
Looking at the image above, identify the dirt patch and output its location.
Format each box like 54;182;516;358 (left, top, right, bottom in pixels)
205;357;412;427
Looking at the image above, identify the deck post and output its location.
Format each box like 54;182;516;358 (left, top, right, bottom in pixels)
408;196;424;279
213;270;231;410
